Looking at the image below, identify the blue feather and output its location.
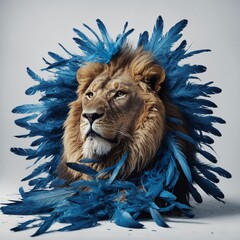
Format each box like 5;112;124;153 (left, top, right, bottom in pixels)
11;219;40;232
12;104;47;114
188;184;203;203
48;52;65;62
193;171;225;201
113;209;144;228
159;190;177;201
138;31;149;47
73;27;94;45
10;147;36;157
79;158;103;164
59;218;97;232
73;37;96;53
14;114;38;128
146;178;164;198
208;166;232;179
26;67;44;82
58;43;74;56
96;19;113;50
166;117;183;125
168;136;192;183
165;157;177;186
197;149;217;163
32;214;59;237
108;152;128;184
66;162;98;177
183;49;211;59
82;23;102;43
151;19;188;56
148;16;164;49
149;208;169;228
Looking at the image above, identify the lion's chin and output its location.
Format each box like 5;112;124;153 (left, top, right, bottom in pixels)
82;137;113;159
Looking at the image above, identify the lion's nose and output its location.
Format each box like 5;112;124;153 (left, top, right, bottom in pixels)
82;112;104;124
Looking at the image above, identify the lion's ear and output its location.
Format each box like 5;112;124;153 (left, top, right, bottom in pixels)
143;64;165;92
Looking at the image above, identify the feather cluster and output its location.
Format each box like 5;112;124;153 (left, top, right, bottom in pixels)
1;16;231;236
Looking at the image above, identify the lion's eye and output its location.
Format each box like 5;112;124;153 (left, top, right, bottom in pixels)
85;92;94;100
115;91;126;99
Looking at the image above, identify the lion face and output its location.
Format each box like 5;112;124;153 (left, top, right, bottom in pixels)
80;69;145;159
59;47;166;181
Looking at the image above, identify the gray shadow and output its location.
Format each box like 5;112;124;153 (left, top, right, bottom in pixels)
191;197;240;219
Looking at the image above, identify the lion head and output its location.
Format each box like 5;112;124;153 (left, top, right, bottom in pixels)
58;46;168;181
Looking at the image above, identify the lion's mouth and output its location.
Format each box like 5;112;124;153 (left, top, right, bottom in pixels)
86;130;118;144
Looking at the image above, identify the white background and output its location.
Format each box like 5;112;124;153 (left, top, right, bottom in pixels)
0;0;240;239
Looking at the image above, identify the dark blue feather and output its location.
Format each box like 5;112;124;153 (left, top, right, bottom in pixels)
58;43;74;56
113;209;144;228
149;208;169;228
183;49;211;59
193;172;225;201
11;219;40;232
96;19;113;49
26;67;44;82
108;152;128;184
12;104;47;114
198;149;217;163
32;214;59;237
79;158;103;164
137;31;149;47
66;162;98;177
188;184;203;203
146;178;164;198
73;37;96;53
148;16;164;49
208;166;232;178
48;52;65;62
168;136;192;183
59;218;97;232
10;147;36;157
14;114;38;128
159;190;177;201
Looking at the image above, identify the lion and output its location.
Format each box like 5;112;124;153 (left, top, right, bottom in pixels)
58;46;193;204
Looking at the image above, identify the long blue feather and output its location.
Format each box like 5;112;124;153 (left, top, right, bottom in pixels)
188;184;203;203
149;208;169;228
96;19;113;50
32;214;59;237
66;162;98;177
108;152;128;184
113;209;144;228
59;218;97;232
26;67;44;82
148;16;164;49
167;136;192;183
